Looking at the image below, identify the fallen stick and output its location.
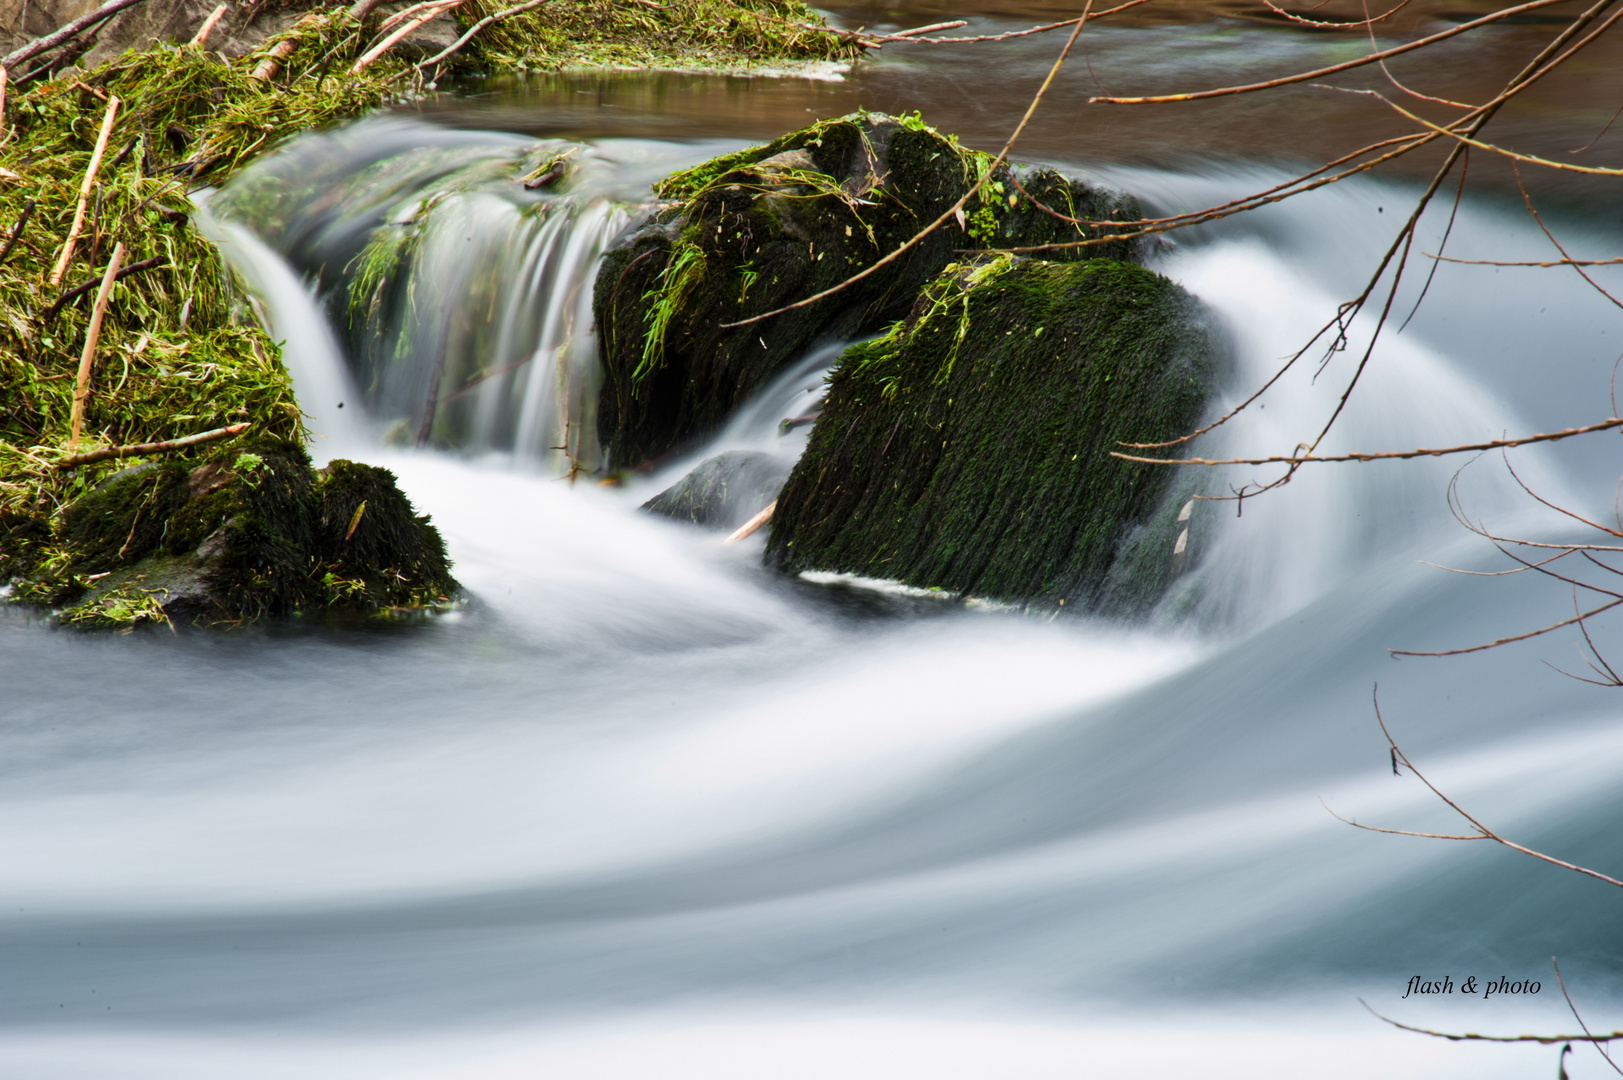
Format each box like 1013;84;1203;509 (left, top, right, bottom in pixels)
68;241;126;449
723;500;776;544
376;0;459;35
190;3;228;47
1;63;7;123
42;255;165;321
0;196;33;266
871;20;968;41
414;0;551;73
353;0;464;72
50;94;120;286
251;12;322;81
2;0;153;69
59;422;251;468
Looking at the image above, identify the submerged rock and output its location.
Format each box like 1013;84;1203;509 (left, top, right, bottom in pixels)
765;255;1216;613
593;111;1141;469
4;440;458;629
641;450;790;531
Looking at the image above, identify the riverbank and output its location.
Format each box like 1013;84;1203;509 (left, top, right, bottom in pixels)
0;0;858;625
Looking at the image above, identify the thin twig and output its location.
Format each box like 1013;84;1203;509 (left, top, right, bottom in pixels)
1087;0;1574;104
1344;691;1623;889
42;255;164;321
1554;959;1623;1075
68;241;125;449
51;95;120;286
719;0;1098;331
0;196;33;266
354;0;463;73
190;3;227;47
2;0;153;69
1361;1000;1623;1044
880;0;1152;44
1112;417;1623;467
58;422;251;467
1427;253;1623;267
412;0;551;73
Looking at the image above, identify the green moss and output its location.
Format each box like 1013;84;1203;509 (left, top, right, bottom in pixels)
18;438;458;626
766;256;1216;612
594;111;1141;469
456;0;861;75
0;12;410;528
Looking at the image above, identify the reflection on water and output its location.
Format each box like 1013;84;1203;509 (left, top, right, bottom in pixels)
415;0;1623;200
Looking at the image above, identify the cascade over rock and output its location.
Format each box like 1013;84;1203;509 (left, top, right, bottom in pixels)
765;255;1216;612
592;111;1140;469
4;440;458;628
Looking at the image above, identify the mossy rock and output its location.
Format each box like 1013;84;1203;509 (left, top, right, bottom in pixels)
3;439;459;629
764;255;1217;613
593;111;1140;469
641;450;790;531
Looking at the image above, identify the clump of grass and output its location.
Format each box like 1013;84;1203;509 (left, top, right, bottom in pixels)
458;0;861;74
0;8;430;620
0;10;409;526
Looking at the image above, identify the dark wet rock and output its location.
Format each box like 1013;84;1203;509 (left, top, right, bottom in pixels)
765;254;1218;614
3;439;458;629
641;450;790;531
593;110;1141;469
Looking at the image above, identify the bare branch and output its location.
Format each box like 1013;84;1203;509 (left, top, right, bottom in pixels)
1361;1000;1623;1045
1390;597;1623;656
1112;416;1623;467
1555;959;1623;1075
57;423;251;468
2;0;153;69
718;0;1099;331
1087;0;1575;104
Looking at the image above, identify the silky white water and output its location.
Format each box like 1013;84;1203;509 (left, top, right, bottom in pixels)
7;35;1623;1080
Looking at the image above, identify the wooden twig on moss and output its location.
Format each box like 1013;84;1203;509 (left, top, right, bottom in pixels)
57;422;251;468
50;94;120;286
68;241;126;449
190;4;228;48
2;0;153;70
353;0;464;73
413;0;552;73
252;13;324;81
0;196;32;266
43;255;165;321
721;0;1098;330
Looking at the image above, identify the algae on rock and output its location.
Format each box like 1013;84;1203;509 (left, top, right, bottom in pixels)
641;449;789;531
592;111;1141;470
16;439;457;629
0;14;460;625
765;254;1217;613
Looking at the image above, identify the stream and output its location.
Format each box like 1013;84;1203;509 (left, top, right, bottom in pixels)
5;3;1623;1076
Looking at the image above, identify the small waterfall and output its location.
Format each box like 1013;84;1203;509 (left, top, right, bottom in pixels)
210;118;697;474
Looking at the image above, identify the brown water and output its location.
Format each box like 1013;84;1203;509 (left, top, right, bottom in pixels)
414;0;1623;204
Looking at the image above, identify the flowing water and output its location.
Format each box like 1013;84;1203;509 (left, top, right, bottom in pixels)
6;4;1623;1077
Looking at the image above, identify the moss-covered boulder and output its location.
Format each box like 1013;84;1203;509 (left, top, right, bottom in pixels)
641;450;789;531
593;111;1140;469
3;440;458;629
765;254;1216;613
